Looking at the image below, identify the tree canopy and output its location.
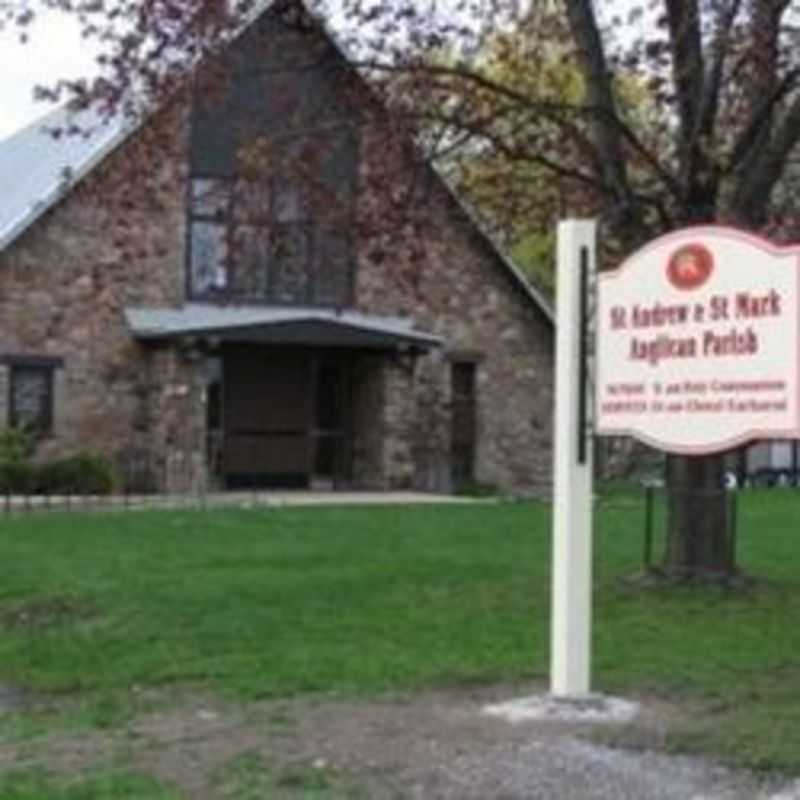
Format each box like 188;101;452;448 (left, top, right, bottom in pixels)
8;0;800;246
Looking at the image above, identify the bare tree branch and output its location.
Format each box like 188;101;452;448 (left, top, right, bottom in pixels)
563;0;638;227
733;89;800;224
665;0;705;151
727;66;800;172
367;59;682;205
693;0;744;144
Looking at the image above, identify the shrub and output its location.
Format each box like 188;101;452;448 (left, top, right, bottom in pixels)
454;480;501;498
35;453;115;496
0;461;37;494
115;448;159;494
0;428;33;466
0;428;35;494
0;431;115;496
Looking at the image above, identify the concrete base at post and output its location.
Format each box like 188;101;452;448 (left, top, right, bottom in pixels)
483;694;639;725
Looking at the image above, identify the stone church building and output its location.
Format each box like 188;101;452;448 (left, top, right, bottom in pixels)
0;1;554;495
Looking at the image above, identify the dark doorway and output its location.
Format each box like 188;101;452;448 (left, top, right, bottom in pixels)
205;356;224;484
220;346;353;489
312;358;351;487
451;361;477;490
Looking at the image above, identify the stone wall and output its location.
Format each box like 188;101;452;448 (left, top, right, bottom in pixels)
355;122;555;495
350;355;386;489
0;108;198;481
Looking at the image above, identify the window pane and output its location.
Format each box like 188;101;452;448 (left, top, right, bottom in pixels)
230;224;270;298
190;221;228;294
272;224;310;303
274;178;307;223
313;226;351;305
11;366;52;434
191;178;229;218
232;179;270;223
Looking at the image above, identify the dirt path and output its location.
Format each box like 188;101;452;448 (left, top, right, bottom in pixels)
1;684;796;799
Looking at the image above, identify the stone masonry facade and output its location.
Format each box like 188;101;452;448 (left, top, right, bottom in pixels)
0;10;554;496
354;122;554;494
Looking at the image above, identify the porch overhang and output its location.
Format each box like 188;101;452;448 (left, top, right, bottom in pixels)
124;304;443;352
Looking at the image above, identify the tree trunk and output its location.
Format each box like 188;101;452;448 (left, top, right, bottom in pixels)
664;453;734;578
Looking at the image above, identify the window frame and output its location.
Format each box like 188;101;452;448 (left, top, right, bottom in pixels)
185;127;357;307
3;356;62;437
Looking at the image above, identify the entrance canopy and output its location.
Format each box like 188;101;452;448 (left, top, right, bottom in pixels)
125;304;442;351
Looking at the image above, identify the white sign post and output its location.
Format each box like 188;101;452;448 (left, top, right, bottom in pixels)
496;224;800;723
550;219;596;698
547;223;800;703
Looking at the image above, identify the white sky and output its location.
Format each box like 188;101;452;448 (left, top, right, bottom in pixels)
0;0;597;142
0;0;541;140
0;10;101;139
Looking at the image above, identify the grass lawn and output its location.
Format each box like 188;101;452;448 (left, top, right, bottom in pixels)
0;492;799;774
0;771;179;800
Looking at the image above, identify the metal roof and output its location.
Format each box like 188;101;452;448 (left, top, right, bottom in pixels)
125;304;443;350
0;105;133;251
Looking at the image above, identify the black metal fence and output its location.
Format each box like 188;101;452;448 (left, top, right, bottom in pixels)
2;449;241;515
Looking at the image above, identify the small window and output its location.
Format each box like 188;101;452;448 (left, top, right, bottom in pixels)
9;364;54;436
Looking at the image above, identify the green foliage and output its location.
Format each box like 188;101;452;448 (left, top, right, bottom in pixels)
0;433;115;495
453;480;501;498
0;428;36;494
0;770;178;800
0;462;37;495
427;11;662;293
0;428;34;464
511;230;556;298
36;453;115;496
212;753;367;799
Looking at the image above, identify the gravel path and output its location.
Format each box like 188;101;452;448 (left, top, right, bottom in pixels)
3;684;797;798
244;687;792;800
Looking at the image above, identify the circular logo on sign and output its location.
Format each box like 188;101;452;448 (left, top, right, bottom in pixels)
667;244;713;290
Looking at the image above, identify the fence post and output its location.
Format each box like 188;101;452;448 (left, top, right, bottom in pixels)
644;484;655;570
728;489;738;573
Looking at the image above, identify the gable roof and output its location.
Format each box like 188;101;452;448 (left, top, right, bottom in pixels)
0;5;553;326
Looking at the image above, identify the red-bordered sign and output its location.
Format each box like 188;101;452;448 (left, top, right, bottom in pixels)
595;226;800;454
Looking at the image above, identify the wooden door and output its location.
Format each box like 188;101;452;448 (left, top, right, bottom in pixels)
223;346;312;488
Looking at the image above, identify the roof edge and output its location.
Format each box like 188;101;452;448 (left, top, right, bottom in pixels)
125;306;444;348
0;115;142;252
433;173;554;326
